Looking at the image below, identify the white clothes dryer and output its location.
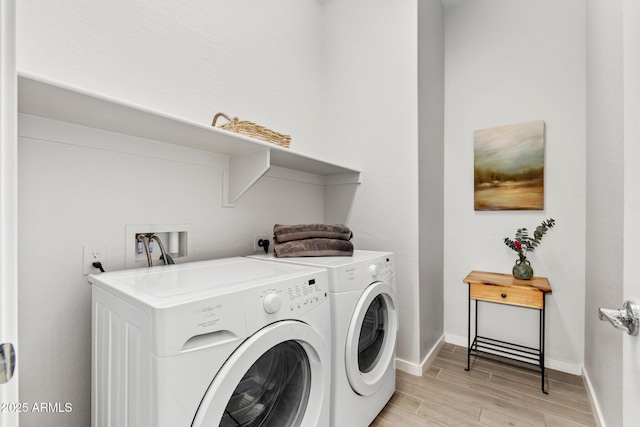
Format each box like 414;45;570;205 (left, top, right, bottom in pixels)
89;257;331;427
249;250;397;427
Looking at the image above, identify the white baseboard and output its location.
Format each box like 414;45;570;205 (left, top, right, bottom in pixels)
547;357;582;376
395;334;445;376
582;366;606;427
444;333;583;376
395;357;423;376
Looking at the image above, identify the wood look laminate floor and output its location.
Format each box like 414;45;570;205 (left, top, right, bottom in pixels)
371;343;598;427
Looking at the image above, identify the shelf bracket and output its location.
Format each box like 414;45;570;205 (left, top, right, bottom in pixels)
222;150;271;207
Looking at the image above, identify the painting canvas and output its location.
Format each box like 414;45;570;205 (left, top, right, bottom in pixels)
474;120;544;210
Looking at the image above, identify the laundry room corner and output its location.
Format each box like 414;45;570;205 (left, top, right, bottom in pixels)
15;1;332;426
442;0;587;374
16;0;446;424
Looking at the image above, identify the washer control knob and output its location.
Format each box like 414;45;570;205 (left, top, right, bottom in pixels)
369;264;379;276
263;293;282;314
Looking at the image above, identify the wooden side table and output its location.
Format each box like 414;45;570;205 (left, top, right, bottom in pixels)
463;270;552;394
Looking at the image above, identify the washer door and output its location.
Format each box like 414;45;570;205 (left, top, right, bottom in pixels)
345;281;398;396
192;320;327;427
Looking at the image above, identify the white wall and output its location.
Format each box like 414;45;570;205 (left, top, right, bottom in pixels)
17;119;326;427
15;3;599;427
418;0;445;363
444;0;587;373
622;4;640;426
322;0;421;367
16;2;328;426
0;2;20;425
584;0;624;425
17;0;326;157
16;0;432;423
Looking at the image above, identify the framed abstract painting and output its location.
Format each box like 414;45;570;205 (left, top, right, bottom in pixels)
474;120;545;210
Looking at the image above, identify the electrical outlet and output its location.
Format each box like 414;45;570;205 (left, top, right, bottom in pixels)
83;244;106;275
254;234;271;253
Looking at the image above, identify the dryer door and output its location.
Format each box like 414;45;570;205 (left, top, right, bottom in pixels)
345;281;398;396
192;320;327;427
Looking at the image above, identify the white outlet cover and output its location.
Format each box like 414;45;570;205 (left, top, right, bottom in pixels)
83;244;106;275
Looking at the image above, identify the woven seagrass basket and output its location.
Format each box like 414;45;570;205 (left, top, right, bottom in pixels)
212;112;291;149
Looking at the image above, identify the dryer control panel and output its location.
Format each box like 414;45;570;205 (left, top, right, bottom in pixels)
332;254;395;293
368;257;394;280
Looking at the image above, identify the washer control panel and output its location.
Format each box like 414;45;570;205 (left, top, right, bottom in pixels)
258;277;327;315
263;293;283;313
243;270;330;331
288;277;321;311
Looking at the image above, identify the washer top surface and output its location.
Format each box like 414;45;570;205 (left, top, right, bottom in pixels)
88;257;326;309
249;250;392;269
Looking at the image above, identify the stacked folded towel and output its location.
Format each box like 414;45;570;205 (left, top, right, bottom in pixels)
273;224;354;257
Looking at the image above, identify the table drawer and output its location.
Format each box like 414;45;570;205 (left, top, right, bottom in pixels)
469;283;543;309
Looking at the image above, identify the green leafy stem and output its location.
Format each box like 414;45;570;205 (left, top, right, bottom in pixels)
504;218;555;261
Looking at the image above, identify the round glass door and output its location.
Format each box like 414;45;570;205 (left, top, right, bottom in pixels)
192;320;328;427
221;341;310;426
345;282;398;397
358;295;387;374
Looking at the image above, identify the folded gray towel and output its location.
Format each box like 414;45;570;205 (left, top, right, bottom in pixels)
273;224;353;243
274;238;354;258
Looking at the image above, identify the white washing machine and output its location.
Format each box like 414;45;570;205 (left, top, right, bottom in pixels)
89;257;331;427
249;250;397;427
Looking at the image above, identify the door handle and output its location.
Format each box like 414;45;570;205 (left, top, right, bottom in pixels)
0;343;16;384
598;300;639;336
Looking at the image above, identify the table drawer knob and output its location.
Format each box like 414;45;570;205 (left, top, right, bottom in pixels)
501;293;507;298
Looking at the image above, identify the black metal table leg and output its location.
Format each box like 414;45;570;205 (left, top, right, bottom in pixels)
541;296;548;394
463;272;551;395
466;286;471;371
474;300;478;352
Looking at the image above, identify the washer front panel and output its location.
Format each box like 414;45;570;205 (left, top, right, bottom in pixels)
192;320;328;427
344;281;398;396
